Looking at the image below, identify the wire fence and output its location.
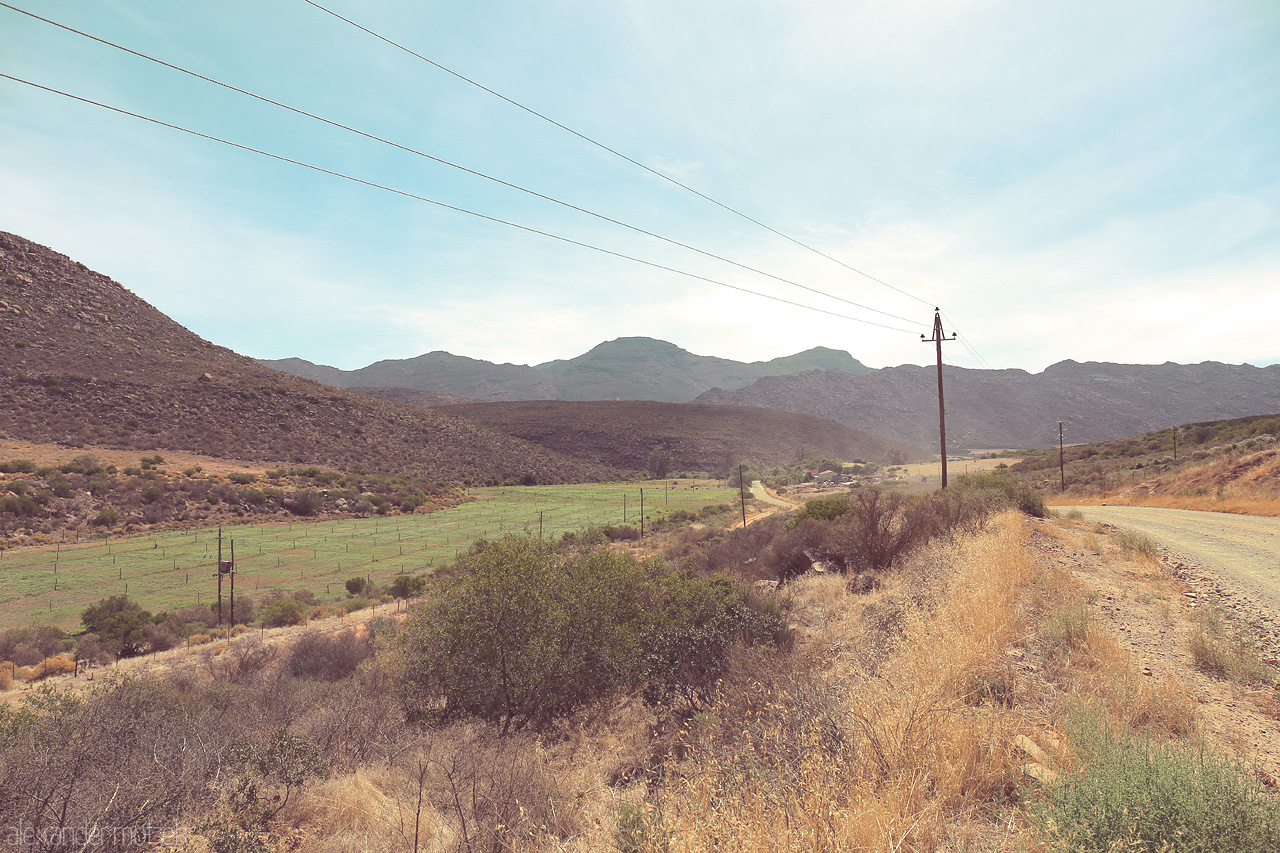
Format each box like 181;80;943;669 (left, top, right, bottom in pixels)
0;481;738;628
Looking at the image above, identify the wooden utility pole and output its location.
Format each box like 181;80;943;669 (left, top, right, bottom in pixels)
216;527;234;625
739;464;748;528
639;488;644;539
922;309;957;488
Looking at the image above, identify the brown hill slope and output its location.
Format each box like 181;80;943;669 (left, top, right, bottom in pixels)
433;400;927;472
350;386;481;407
696;360;1280;450
0;231;611;484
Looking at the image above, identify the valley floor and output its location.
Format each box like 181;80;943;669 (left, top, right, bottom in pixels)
5;510;1279;851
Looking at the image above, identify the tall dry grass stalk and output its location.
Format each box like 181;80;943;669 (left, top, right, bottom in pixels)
663;512;1037;852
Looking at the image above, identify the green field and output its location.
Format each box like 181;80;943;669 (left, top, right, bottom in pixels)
0;481;739;630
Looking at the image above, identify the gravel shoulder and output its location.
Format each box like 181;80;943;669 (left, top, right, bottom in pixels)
1035;511;1280;782
1060;506;1280;657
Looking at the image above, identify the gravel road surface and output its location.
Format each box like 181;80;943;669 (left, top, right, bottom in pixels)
1062;505;1280;616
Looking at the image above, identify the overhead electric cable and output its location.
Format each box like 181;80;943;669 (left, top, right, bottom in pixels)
0;72;917;335
941;310;992;369
300;0;935;308
0;1;924;328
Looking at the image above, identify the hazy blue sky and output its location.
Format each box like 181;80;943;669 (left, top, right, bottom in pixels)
2;0;1277;371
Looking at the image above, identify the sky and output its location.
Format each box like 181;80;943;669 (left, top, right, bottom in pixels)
1;0;1277;373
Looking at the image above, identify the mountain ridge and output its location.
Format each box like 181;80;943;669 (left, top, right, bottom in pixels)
694;360;1280;450
259;337;873;403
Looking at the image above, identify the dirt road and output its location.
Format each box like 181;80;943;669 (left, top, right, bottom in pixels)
1063;505;1280;618
749;481;794;508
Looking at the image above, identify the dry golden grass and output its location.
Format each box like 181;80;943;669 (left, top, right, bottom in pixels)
257;510;1210;853
1029;533;1197;742
1051;447;1280;517
658;512;1040;852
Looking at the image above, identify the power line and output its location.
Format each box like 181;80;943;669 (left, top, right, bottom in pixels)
0;1;925;329
303;0;994;363
0;72;917;334
301;0;935;309
941;310;992;370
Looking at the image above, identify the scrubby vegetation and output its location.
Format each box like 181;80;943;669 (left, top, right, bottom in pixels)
1187;603;1275;685
3;473;1275;851
393;535;788;733
1009;412;1279;497
1031;706;1280;851
724;455;886;490
0;455;465;547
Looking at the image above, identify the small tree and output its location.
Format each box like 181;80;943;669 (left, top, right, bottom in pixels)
647;446;673;480
81;595;154;657
388;574;427;599
728;460;764;490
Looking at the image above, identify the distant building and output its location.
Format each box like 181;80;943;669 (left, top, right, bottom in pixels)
814;470;840;484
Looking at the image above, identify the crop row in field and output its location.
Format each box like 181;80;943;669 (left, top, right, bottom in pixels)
0;481;739;629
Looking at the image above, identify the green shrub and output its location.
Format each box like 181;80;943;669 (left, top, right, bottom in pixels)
640;570;789;707
954;472;1046;517
793;496;852;524
394;537;654;732
0;459;36;474
92;506;120;527
387;574;427;599
257;598;310;628
344;577;367;596
615;803;672;853
603;524;640;541
228;472;257;485
393;535;788;732
1031;707;1280;852
0;494;40;517
287;490;324;517
81;595;154;656
61;454;103;475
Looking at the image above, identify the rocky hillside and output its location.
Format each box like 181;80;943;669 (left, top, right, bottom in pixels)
695;361;1280;450
261;338;872;403
0;231;612;484
433;400;927;472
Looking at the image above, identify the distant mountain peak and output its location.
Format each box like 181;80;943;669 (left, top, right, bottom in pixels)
265;336;873;403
